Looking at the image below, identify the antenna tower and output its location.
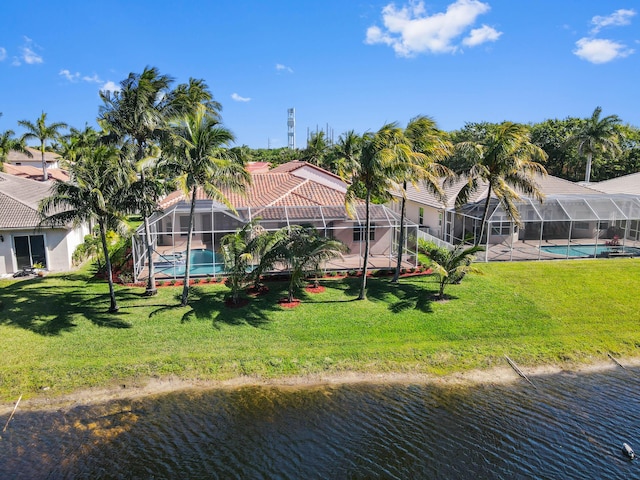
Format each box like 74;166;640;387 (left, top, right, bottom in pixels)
287;108;296;149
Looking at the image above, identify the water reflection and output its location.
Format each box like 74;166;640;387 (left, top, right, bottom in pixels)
1;369;639;479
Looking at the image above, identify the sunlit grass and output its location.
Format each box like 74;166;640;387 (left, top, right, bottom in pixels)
1;259;639;402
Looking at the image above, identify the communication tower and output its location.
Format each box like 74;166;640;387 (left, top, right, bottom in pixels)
287;108;296;149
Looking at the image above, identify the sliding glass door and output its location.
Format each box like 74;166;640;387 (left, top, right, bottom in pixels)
13;235;47;269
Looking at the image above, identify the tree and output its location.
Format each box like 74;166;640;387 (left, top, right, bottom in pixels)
325;130;362;177
164;105;250;307
18;112;68;181
452;122;547;246
0;126;31;171
423;243;484;299
53;124;99;169
301;130;329;166
99;66;174;296
39;145;130;313
220;220;264;305
566;106;623;183
529;117;584;181
260;225;346;303
392;116;452;283
343;123;412;300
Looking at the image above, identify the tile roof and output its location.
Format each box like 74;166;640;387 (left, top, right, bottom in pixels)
6;147;61;164
3;163;69;182
0;173;55;228
590;172;640;195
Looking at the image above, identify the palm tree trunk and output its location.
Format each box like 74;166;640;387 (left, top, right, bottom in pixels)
181;186;197;306
41;145;48;181
476;185;493;246
358;190;371;300
141;171;157;296
99;219;119;313
584;152;593;183
392;181;407;283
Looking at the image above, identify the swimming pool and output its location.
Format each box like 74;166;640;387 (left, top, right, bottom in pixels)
156;249;225;276
539;244;640;257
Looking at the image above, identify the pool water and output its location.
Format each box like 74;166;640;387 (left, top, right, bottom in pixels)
156;249;225;276
540;244;640;257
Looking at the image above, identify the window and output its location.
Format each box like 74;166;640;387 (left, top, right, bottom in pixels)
353;224;376;242
438;211;443;227
419;207;424;226
14;235;47;269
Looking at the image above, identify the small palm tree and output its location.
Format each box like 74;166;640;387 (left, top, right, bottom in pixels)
39;145;130;313
566;106;622;183
220;220;264;305
18;112;68;181
261;225;346;303
164;105;250;307
453;122;547;245
424;243;484;299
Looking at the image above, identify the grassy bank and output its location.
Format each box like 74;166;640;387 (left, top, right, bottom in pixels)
1;259;639;403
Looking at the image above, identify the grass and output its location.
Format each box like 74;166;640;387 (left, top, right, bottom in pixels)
1;259;639;403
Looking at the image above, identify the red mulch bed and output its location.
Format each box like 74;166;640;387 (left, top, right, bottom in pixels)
278;298;301;308
247;285;270;296
304;285;326;294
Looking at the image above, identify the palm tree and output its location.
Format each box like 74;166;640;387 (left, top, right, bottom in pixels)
39;145;130;313
392;116;452;283
566;106;622;183
260;225;346;303
453;122;547;246
164;105;250;307
54;124;99;169
220;220;264;305
0;129;31;171
343;123;410;300
99;66;174;296
423;243;484;299
301;130;329;166
18;112;68;181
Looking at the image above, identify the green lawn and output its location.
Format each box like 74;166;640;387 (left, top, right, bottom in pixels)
1;259;639;403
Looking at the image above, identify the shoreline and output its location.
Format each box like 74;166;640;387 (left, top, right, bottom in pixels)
3;357;639;416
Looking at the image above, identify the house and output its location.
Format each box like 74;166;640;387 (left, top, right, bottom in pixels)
590;172;640;196
390;174;640;261
132;161;419;280
6;147;62;170
0;173;88;276
3;163;69;182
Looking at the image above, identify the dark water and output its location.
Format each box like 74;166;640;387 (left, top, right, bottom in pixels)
1;368;639;479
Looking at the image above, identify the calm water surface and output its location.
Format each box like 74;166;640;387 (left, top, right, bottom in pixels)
1;368;639;479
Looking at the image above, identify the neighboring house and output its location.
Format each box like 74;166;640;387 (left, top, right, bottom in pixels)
390;174;640;261
132;161;418;280
6;147;62;170
0;173;88;276
590;172;640;196
3;163;69;182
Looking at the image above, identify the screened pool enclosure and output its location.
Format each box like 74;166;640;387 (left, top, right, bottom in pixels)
445;194;640;261
132;202;420;281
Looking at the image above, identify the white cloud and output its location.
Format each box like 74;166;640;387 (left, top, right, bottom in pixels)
574;37;634;64
231;93;251;102
100;81;121;93
0;48;6;61
365;0;499;56
591;9;636;34
275;63;294;73
59;69;80;82
82;74;102;84
21;37;43;64
462;24;501;46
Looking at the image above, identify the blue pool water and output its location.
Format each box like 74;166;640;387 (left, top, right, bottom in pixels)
540;244;640;257
156;249;225;276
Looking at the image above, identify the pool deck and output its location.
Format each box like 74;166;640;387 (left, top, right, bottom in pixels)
483;239;640;262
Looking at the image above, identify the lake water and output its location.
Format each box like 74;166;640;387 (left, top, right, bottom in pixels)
1;367;639;479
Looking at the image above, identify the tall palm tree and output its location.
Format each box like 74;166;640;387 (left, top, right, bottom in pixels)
164;105;250;307
392;116;452;282
344;123;411;300
18;112;68;181
39;145;131;313
301;130;329;166
453;122;547;246
0;129;31;171
566;106;622;183
99;66;174;296
54;124;99;169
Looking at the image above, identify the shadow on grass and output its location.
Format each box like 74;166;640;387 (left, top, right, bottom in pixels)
309;276;438;314
148;284;283;330
0;276;137;335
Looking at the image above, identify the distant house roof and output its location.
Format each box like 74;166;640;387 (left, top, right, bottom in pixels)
158;161;349;211
3;163;69;182
245;161;271;173
400;173;601;210
0;173;54;229
6;147;61;165
590;172;640;195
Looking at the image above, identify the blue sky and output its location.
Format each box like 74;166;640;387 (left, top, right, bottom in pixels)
1;0;638;149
